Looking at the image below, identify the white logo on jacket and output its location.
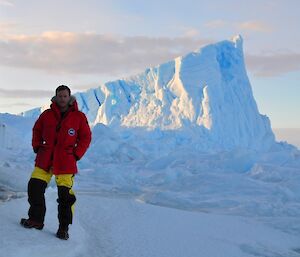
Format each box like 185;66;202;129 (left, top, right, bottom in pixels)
68;128;76;136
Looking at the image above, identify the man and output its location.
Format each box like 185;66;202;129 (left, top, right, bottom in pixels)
20;85;92;240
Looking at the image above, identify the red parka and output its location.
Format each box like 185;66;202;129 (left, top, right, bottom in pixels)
32;96;92;175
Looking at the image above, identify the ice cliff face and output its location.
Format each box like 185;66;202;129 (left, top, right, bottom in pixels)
22;35;275;151
0;114;35;149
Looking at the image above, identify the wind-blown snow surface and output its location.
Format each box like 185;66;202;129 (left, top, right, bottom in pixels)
1;36;300;256
1;191;300;257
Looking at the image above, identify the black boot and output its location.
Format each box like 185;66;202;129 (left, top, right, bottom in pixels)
20;218;44;230
56;225;69;240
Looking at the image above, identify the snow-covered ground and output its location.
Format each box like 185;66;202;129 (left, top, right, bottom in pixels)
1;189;300;257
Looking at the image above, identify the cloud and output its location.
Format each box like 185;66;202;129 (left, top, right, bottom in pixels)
2;30;297;78
204;20;228;29
0;102;31;107
0;0;13;6
179;27;200;38
245;52;300;77
204;19;272;32
0;22;17;31
0;88;52;98
237;21;272;32
0;31;211;76
72;83;101;91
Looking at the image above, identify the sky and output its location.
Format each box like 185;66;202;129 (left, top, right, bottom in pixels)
0;0;299;128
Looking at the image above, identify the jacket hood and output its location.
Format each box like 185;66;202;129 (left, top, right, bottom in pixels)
50;95;79;114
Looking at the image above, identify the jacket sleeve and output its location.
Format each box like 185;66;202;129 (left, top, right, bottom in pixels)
32;114;43;152
74;114;92;160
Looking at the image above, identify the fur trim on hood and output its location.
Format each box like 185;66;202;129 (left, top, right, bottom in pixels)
51;95;76;106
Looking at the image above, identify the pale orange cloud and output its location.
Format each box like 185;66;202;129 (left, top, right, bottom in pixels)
2;30;297;78
179;26;201;38
0;22;17;31
204;19;272;33
236;21;272;32
204;20;228;29
0;88;52;98
0;0;14;6
0;31;211;75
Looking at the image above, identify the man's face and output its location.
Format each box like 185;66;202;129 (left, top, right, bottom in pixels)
56;89;71;109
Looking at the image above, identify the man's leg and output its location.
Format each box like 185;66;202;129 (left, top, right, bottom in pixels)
55;174;76;240
21;167;52;229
